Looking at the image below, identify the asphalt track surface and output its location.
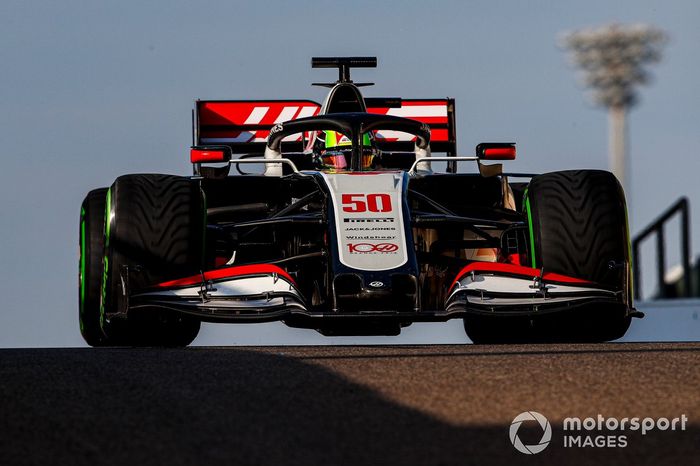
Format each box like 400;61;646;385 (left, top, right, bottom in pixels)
1;343;699;465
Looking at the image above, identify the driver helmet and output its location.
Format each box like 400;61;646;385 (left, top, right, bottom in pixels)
318;131;376;170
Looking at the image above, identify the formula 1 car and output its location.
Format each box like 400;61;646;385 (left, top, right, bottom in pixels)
79;57;640;346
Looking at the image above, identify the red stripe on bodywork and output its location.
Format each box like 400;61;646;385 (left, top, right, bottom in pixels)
157;264;295;288
198;101;320;126
451;261;592;290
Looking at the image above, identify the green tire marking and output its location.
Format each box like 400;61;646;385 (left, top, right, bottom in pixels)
79;205;87;334
104;188;112;248
525;194;537;269
100;187;112;325
80;216;86;309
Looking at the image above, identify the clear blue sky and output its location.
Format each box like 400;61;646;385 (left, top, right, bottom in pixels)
1;0;698;347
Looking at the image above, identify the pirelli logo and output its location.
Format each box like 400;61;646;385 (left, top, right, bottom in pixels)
344;218;395;223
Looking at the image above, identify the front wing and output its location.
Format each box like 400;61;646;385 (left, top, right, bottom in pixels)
445;262;623;315
128;262;628;323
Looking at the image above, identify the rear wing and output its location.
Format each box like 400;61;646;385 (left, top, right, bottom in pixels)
195;100;321;154
366;98;456;156
194;98;456;156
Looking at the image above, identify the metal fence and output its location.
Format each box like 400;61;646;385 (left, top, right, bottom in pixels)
632;197;691;299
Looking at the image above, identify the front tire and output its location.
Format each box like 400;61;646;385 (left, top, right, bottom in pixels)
463;170;632;343
526;170;630;290
102;174;204;346
79;188;109;346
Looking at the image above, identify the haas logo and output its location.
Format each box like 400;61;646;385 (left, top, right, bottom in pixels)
347;243;399;253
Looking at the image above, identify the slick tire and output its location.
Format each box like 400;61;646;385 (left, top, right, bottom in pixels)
102;174;204;346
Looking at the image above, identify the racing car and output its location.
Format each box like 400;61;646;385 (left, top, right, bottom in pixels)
79;56;640;346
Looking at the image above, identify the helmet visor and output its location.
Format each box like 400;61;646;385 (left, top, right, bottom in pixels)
321;153;348;169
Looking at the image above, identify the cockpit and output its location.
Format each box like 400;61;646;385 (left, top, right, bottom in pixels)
262;112;432;175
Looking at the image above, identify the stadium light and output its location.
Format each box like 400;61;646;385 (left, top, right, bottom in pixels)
560;23;667;197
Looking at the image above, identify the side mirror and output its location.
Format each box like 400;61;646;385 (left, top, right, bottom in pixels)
476;143;516;160
190;146;232;163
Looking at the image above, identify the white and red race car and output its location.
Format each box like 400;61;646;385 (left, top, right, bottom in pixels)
79;57;640;346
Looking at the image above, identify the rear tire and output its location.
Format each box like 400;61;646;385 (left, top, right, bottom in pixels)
102;174;204;346
79;188;109;346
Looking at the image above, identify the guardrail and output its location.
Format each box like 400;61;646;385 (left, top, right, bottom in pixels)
632;197;691;299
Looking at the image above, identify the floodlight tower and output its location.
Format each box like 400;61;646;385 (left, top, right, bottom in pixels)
561;24;666;196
